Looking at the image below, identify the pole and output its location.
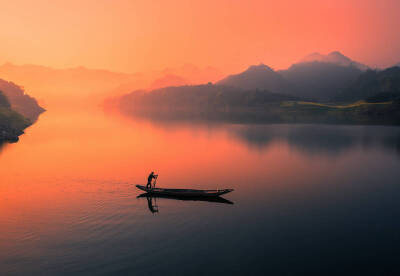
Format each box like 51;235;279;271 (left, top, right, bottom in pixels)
153;176;157;189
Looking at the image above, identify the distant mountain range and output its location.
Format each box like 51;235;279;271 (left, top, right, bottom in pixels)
149;74;188;90
114;51;400;125
299;51;369;71
218;51;368;101
279;60;363;101
0;63;224;106
118;83;303;123
335;66;400;102
0;63;144;106
217;64;291;94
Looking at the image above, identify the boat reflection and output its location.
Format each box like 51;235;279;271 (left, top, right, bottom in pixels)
137;193;234;213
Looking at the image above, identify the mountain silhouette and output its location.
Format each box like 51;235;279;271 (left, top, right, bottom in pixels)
217;64;292;94
278;52;367;100
0;62;224;107
279;62;362;101
216;52;367;101
300;51;369;71
0;90;31;142
335;66;400;102
149;74;189;90
0;79;44;121
118;83;299;116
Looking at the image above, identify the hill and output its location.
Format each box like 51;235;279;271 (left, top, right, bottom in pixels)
279;61;363;101
0;79;45;121
0;63;224;107
117;84;302;123
217;64;292;94
149;74;188;90
119;84;299;111
0;90;31;142
216;52;366;101
116;82;400;125
0;63;146;106
335;67;400;102
300;51;369;71
278;52;367;101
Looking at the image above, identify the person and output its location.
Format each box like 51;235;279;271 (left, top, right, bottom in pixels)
146;171;158;189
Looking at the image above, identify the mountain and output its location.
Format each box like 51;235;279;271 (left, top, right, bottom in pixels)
159;64;224;84
0;63;224;107
0;78;44;142
0;79;45;121
300;51;369;71
217;64;292;94
117;83;400;125
0;90;10;108
114;52;400;125
335;67;400;102
0;63;146;106
0;90;31;142
149;74;189;90
278;52;366;101
118;84;299;116
215;52;367;101
280;62;362;101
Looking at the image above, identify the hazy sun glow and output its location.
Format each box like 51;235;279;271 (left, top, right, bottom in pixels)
0;0;399;74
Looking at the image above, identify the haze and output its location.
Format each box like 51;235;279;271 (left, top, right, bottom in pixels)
1;0;400;75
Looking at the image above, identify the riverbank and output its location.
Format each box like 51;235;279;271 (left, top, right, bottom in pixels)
0;106;31;142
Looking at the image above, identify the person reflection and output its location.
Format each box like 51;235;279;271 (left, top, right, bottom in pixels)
139;193;234;213
146;196;158;213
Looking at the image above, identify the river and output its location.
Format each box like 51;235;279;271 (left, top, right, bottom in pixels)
1;106;400;275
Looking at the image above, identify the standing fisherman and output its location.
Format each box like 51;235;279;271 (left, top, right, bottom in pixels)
146;171;158;189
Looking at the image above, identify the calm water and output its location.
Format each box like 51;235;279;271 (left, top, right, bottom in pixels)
1;107;400;275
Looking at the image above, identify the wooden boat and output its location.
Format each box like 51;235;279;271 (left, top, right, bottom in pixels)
136;185;233;197
137;193;234;204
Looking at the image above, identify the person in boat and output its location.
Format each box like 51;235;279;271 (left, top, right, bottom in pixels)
146;171;158;189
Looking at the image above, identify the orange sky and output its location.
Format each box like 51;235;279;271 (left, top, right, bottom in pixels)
0;0;399;73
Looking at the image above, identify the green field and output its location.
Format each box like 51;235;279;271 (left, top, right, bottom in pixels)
281;100;393;109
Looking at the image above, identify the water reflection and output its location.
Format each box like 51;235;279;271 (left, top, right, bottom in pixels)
2;108;400;275
118;111;400;157
0;141;6;153
137;193;234;213
228;124;400;156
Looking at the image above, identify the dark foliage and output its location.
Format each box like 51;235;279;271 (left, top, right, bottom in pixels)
119;84;300;112
0;79;45;121
279;61;362;101
0;91;11;108
336;67;400;102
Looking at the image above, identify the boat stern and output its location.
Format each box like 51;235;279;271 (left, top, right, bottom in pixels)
136;185;148;192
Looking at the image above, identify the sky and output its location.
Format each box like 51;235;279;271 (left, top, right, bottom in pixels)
0;0;399;74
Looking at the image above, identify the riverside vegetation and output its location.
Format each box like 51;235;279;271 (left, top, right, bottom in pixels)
115;52;400;125
0;79;44;143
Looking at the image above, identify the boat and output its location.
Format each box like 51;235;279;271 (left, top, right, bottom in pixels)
136;185;234;197
137;193;234;204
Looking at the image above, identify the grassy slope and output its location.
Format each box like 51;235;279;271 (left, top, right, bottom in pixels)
278;100;400;125
283;100;392;108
